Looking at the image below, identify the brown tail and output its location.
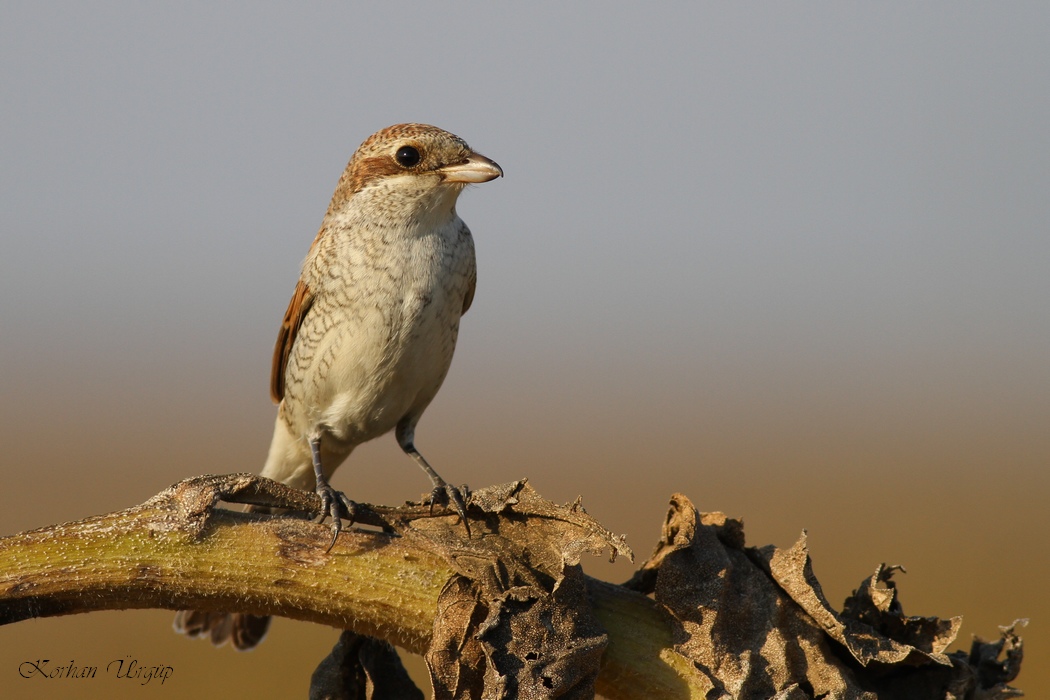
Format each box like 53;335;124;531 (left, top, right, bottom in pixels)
173;609;271;651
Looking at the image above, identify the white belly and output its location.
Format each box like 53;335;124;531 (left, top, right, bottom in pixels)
314;289;460;444
284;220;473;449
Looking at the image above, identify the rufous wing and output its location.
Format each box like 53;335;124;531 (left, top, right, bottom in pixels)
270;279;315;404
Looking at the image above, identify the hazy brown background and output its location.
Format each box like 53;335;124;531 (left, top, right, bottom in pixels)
2;3;1047;698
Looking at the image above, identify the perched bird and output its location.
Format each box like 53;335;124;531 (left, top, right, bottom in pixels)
174;123;502;649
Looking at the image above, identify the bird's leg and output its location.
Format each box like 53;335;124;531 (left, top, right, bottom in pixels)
310;435;356;551
395;432;471;536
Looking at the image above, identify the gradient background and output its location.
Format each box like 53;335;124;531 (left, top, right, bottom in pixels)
1;3;1047;698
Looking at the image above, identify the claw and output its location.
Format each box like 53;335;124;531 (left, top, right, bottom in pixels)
308;430;359;554
314;474;357;552
428;481;472;537
309;435;359;551
394;433;472;537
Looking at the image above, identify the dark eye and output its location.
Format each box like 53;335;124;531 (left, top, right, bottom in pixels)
395;145;421;168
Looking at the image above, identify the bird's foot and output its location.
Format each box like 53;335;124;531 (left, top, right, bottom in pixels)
426;481;472;537
315;482;357;552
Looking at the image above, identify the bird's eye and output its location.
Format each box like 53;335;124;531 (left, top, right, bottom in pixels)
395;145;421;168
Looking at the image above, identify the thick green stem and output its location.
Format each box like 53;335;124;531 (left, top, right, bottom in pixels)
0;475;706;698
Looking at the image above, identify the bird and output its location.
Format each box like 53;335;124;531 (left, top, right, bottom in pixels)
174;123;502;649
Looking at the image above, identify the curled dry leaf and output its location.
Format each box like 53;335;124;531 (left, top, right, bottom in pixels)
310;630;424;700
629;493;1025;699
392;480;632;699
762;539;960;667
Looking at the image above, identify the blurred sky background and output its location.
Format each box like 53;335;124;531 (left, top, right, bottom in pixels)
1;3;1047;697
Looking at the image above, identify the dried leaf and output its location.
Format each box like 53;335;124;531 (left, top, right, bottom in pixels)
310;630;424;700
762;537;959;667
407;481;628;699
631;493;1027;699
966;619;1026;700
644;495;872;699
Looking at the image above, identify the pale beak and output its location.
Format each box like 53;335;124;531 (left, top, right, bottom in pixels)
439;153;503;183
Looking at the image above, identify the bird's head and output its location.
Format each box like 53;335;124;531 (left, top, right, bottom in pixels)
325;123;502;222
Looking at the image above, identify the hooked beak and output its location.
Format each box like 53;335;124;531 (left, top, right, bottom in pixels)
439;153;503;183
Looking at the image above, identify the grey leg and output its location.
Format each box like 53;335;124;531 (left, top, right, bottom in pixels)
395;424;471;536
310;434;356;550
